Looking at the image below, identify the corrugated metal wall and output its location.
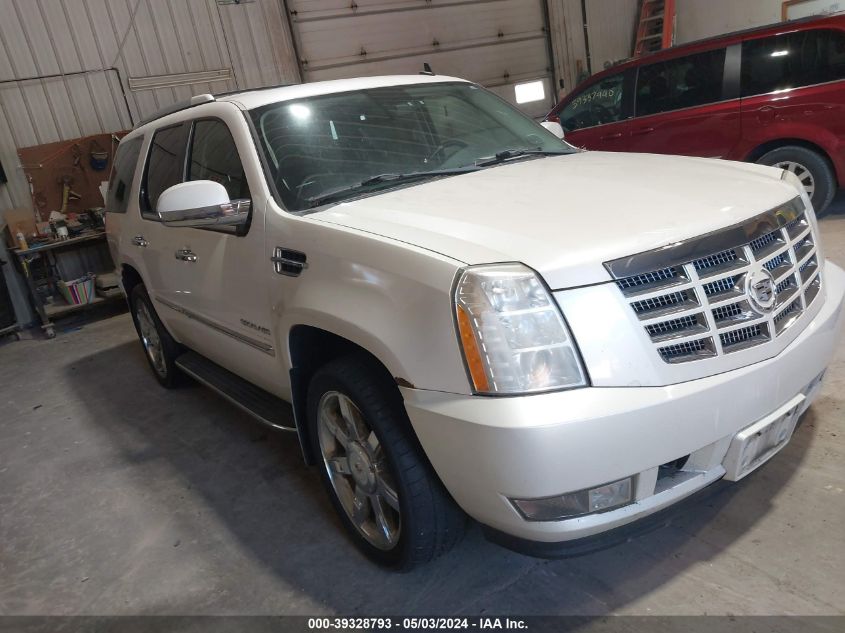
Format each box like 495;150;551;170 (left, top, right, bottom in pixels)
0;0;300;212
0;0;636;215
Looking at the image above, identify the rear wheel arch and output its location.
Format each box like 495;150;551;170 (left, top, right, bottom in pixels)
744;139;837;214
743;137;835;168
121;264;144;299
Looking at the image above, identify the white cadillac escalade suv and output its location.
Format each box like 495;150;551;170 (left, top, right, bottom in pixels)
106;75;845;570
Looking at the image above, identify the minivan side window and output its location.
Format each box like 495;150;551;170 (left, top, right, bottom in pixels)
559;73;626;132
187;120;250;200
141;124;186;216
636;48;727;117
106;137;143;214
741;29;845;97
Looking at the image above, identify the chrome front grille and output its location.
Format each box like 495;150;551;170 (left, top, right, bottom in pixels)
607;197;822;364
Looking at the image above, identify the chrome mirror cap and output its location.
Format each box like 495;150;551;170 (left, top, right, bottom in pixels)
540;121;564;139
157;180;250;228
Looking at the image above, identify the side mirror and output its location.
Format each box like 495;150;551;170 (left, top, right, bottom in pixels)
541;121;565;140
157;180;250;228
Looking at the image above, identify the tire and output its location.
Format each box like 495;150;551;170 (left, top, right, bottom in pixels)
756;146;836;217
307;355;466;570
129;284;181;388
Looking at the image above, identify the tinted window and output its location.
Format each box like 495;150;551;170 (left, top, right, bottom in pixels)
188;120;250;200
106;137;143;214
142;124;185;214
636;48;726;116
559;73;626;132
742;29;845;96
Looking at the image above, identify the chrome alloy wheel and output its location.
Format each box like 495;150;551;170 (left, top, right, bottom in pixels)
135;300;167;378
317;391;401;550
775;160;816;198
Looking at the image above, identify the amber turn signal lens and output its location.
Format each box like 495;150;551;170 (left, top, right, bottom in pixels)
456;305;490;392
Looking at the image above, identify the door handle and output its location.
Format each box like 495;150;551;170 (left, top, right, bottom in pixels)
175;249;198;263
631;127;654;136
131;235;149;248
600;132;623;140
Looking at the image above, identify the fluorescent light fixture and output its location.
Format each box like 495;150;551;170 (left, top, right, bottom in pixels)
515;80;545;104
771;50;789;57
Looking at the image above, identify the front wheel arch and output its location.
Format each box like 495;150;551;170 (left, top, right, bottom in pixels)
288;325;411;464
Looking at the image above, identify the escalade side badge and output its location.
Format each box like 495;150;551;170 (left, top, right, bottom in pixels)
271;247;308;277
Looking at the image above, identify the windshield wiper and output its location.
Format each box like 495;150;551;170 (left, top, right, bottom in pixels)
475;148;571;167
305;167;481;208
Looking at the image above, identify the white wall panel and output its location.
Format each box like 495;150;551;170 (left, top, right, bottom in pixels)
584;0;638;71
675;0;780;44
546;0;637;96
547;0;587;96
288;0;555;116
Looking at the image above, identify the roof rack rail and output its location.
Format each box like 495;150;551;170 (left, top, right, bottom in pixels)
134;93;215;128
134;82;296;129
212;82;293;99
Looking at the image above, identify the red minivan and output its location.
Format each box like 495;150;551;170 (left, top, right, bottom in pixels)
545;14;845;215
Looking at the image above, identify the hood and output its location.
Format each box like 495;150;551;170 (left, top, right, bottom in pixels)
312;152;800;289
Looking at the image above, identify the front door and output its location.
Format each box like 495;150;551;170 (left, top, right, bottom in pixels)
557;70;634;152
139;106;279;395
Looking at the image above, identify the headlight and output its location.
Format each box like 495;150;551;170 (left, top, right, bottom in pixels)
453;263;588;394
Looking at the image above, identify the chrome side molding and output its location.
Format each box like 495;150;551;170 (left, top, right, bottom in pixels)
155;296;275;356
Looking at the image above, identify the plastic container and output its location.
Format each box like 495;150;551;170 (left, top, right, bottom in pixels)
58;273;96;305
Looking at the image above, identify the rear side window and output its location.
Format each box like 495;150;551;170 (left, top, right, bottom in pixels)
106;137;143;214
558;72;627;132
187;120;250;200
742;28;845;96
636;48;727;117
141;124;186;215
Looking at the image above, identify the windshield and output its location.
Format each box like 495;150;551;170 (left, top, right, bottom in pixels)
249;81;575;211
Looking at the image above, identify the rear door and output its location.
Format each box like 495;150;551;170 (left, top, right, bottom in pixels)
105;136;144;271
739;28;845;159
625;45;742;158
553;69;635;152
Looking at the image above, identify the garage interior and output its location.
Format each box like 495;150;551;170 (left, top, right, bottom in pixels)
2;0;845;621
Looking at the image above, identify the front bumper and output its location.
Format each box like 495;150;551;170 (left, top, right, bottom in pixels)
403;261;845;546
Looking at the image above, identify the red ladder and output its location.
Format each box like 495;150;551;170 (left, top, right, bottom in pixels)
633;0;676;57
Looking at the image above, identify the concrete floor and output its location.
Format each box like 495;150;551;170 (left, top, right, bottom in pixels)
2;203;845;617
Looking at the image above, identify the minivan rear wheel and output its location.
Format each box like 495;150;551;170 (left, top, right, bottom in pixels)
756;146;836;216
307;355;466;570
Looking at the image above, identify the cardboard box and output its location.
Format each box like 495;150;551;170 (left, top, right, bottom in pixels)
2;208;38;249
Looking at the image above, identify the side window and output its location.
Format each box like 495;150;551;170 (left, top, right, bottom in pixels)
106;137;143;214
188;120;250;200
558;73;626;132
141;124;186;216
742;29;845;97
636;48;727;117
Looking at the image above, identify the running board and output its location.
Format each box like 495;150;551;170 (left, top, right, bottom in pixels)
175;351;296;432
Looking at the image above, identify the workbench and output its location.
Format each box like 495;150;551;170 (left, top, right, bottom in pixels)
11;231;124;338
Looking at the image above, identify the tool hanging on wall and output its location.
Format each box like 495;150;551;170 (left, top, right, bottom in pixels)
88;140;109;171
58;176;81;215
